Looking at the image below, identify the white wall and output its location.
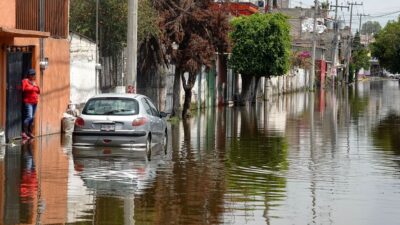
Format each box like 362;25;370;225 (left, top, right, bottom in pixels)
264;68;309;100
69;33;98;105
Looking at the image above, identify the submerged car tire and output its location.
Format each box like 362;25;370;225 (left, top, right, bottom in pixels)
146;135;152;160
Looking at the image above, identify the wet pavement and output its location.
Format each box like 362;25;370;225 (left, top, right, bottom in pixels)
2;79;400;225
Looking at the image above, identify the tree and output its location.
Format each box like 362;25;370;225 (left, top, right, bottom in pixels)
371;18;400;73
229;13;291;104
361;21;382;35
70;0;128;57
155;0;230;118
70;0;163;91
351;31;370;79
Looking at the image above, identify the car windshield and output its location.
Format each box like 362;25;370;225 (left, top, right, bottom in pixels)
82;97;139;115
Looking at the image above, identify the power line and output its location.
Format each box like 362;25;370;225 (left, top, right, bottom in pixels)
368;10;400;18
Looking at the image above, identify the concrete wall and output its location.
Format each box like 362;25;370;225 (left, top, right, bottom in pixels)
264;68;309;100
0;0;16;28
69;33;97;105
164;66;214;114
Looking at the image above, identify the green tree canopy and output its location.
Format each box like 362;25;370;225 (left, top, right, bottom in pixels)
371;18;400;73
351;32;370;73
361;21;382;35
229;13;291;78
229;13;291;104
70;0;159;57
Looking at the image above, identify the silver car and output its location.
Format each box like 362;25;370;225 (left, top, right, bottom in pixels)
72;93;168;157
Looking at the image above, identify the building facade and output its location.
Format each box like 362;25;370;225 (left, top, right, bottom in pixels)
0;0;70;141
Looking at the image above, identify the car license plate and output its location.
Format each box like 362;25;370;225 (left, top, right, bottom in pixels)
101;124;115;131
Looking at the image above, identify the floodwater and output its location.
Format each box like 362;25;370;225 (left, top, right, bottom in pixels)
2;79;400;225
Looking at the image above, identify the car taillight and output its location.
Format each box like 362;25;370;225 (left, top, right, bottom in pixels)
132;117;148;126
75;117;85;127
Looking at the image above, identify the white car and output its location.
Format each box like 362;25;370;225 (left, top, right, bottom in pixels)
73;93;168;158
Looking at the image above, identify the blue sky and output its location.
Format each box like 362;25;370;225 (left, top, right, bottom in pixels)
291;0;400;29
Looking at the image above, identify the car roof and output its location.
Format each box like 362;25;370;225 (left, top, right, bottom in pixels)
89;93;144;100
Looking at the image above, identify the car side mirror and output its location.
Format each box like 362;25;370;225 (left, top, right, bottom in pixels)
159;112;168;118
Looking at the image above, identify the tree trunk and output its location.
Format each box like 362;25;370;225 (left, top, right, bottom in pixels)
239;75;253;106
182;88;193;119
182;72;197;119
217;53;228;106
252;76;261;104
171;68;181;118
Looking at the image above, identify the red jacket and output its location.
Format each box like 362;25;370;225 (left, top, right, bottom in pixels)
22;79;40;104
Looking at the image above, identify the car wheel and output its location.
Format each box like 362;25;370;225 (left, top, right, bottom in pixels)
163;130;168;154
146;135;152;160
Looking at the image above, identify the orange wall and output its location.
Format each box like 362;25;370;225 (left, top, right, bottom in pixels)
14;37;70;135
0;0;16;28
41;38;70;135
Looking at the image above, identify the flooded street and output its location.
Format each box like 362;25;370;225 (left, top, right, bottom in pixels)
2;79;400;225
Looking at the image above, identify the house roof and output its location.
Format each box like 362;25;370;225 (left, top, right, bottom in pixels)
0;27;50;38
211;2;259;16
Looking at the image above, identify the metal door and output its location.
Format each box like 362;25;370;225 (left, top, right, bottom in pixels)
6;52;24;141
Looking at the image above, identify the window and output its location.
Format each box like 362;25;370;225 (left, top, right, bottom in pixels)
141;99;153;115
145;98;159;117
82;98;139;115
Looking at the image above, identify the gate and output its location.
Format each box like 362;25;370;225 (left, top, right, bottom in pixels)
5;47;33;142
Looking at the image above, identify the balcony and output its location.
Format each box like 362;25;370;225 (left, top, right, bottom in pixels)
16;0;68;39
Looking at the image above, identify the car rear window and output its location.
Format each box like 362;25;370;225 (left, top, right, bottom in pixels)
82;97;139;115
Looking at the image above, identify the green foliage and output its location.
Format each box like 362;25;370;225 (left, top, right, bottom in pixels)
352;32;370;72
229;13;291;78
352;48;370;71
352;31;362;50
371;18;400;73
138;0;160;43
70;0;159;57
361;21;382;35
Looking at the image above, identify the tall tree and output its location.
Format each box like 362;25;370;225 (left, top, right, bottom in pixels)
70;0;128;57
154;0;230;118
70;0;163;91
351;31;370;78
229;13;291;105
361;21;382;35
371;18;400;73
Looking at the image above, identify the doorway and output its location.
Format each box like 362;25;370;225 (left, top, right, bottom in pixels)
5;47;33;142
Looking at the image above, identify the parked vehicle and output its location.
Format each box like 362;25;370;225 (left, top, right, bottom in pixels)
383;69;400;79
72;93;168;158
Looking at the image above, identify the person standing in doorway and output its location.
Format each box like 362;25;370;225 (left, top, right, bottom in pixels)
22;69;40;139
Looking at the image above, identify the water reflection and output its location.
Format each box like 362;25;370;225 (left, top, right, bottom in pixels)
2;80;400;224
372;113;400;155
20;140;38;224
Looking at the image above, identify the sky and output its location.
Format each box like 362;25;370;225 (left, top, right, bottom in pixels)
291;0;400;30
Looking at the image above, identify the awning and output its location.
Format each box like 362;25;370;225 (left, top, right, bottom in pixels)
0;27;50;38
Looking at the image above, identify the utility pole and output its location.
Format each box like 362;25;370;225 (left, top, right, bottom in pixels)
358;13;370;33
346;1;363;83
95;0;99;94
310;0;319;90
39;0;45;137
268;0;273;13
330;1;349;85
127;0;138;93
